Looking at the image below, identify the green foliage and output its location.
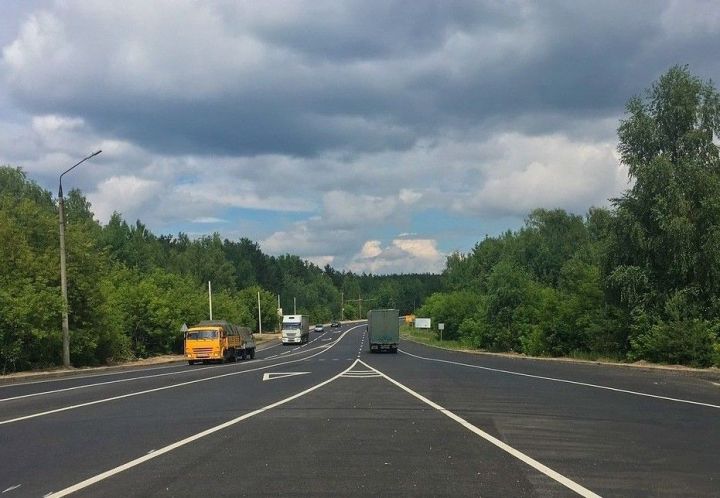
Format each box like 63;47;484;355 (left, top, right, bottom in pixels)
418;66;720;367
0;164;440;372
4;67;719;371
416;291;480;341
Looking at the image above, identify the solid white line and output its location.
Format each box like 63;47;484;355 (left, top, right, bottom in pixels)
0;341;327;403
0;363;188;389
358;360;601;498
46;359;361;498
399;350;720;410
0;341;283;390
0;326;364;426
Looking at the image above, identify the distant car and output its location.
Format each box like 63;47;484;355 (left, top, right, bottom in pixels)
314;324;324;332
331;321;341;328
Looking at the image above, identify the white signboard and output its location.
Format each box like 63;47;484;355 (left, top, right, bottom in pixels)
415;318;431;329
438;323;445;330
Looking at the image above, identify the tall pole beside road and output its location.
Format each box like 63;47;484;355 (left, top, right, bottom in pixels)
59;150;101;368
208;281;213;320
257;291;262;334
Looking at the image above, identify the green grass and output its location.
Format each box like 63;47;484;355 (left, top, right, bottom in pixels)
400;324;466;350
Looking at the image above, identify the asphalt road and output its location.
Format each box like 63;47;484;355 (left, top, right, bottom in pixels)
1;323;718;497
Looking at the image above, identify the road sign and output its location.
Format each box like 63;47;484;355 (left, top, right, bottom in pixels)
438;323;445;330
415;318;431;329
180;323;188;333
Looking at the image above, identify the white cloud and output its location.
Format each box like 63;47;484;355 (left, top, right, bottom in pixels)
87;175;160;223
445;132;628;216
3;0;711;275
358;240;382;258
191;217;228;224
348;238;445;274
304;255;334;267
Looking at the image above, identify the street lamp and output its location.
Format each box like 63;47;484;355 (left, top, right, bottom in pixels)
58;150;102;368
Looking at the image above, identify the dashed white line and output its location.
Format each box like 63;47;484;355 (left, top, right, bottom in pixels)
2;485;21;493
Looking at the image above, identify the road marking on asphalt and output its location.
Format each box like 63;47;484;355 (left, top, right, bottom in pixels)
0;342;283;390
342;368;381;378
0;342;322;404
262;372;310;381
0;326;365;426
400;350;720;410
45;359;364;498
2;485;21;493
358;360;601;498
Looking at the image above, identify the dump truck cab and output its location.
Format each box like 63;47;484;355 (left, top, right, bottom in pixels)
185;320;256;364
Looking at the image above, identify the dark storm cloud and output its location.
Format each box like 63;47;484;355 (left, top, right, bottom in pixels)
3;0;719;158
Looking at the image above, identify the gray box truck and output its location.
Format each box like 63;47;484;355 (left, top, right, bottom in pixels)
367;309;400;353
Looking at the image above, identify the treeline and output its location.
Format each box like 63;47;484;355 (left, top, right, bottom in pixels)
0;172;441;372
418;66;720;367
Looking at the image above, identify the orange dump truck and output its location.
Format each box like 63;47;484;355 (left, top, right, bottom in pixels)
184;320;256;365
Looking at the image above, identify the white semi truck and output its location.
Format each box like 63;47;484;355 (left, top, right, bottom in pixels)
281;315;310;344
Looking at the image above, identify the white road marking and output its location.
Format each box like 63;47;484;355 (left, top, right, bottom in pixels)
0;341;320;403
0;342;283;390
358;360;601;498
262;372;310;381
45;359;363;498
2;485;21;493
0;363;188;390
400;350;720;409
0;326;365;426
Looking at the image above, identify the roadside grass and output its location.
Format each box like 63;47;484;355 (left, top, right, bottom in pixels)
400;325;720;374
400;324;465;350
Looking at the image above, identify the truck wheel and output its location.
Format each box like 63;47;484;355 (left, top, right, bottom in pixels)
188;360;195;365
250;348;255;359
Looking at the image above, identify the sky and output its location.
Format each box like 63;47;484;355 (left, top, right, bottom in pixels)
2;1;719;274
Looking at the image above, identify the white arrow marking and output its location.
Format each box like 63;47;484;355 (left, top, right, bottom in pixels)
262;372;311;381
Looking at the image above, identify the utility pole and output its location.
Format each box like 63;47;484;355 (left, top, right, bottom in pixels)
257;291;262;334
58;150;102;368
293;297;297;315
208;281;213;320
277;294;281;332
345;296;376;320
341;291;344;321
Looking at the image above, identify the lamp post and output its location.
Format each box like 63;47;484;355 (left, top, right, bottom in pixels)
59;150;102;368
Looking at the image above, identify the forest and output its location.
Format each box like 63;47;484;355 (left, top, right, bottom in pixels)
0;174;441;372
2;66;719;372
418;66;720;368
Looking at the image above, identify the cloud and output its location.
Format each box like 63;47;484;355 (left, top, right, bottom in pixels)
191;217;228;224
6;0;717;159
444;132;629;216
87;175;160;223
1;0;719;274
348;238;445;274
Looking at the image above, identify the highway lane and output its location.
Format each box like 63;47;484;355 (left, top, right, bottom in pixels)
0;325;361;497
1;324;718;496
370;342;720;496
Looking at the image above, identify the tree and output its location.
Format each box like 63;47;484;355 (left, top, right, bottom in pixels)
611;65;720;364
